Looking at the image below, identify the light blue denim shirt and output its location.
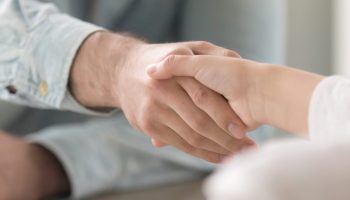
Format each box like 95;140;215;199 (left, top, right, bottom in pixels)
0;0;286;199
0;0;102;113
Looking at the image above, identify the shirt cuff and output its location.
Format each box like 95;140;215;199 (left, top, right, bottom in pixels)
15;7;106;112
61;90;117;116
27;14;116;115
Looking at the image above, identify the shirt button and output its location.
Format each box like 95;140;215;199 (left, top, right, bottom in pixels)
6;85;17;94
38;81;49;96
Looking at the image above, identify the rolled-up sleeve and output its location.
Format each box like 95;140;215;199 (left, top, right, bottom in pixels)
0;0;104;113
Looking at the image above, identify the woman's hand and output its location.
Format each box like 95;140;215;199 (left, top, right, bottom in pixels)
147;55;324;136
147;55;265;131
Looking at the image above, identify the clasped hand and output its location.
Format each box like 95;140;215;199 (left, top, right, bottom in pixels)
71;32;255;163
117;43;255;163
146;55;269;154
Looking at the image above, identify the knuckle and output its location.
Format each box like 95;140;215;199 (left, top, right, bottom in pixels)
138;102;157;133
192;87;209;106
128;118;140;130
192;115;209;132
180;143;194;154
138;117;154;133
209;154;222;163
164;54;177;67
223;50;238;57
144;78;170;93
142;98;158;113
144;78;161;90
222;138;240;151
196;41;213;49
168;47;192;56
188;135;205;147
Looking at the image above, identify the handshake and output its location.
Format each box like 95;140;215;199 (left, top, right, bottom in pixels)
71;31;323;163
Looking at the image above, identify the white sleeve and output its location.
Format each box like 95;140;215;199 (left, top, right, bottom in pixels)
309;76;350;141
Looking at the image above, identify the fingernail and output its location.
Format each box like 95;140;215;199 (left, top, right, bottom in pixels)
146;64;157;74
228;123;245;139
151;138;162;148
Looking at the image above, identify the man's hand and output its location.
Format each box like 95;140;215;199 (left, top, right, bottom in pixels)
0;132;70;200
70;32;254;163
146;55;323;135
146;55;263;131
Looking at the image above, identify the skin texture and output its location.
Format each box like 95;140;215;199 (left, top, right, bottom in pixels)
147;55;325;136
0;132;70;200
70;32;254;163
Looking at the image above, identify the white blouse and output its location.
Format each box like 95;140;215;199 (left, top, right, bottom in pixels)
205;76;350;200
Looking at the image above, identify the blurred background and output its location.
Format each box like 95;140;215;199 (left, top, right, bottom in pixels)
174;0;337;140
287;0;349;77
91;0;341;199
1;0;347;200
285;0;332;75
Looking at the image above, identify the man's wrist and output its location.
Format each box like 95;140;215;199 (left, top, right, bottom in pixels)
69;31;144;109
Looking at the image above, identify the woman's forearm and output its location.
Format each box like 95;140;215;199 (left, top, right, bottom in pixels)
254;64;325;136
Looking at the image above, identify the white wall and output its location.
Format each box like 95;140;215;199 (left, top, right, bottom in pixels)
180;0;286;64
182;0;332;75
333;0;350;75
285;0;332;75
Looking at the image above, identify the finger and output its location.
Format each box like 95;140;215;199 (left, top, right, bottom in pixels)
146;55;204;79
147;55;236;97
151;139;166;148
157;81;252;153
149;124;226;163
153;137;257;152
182;41;241;58
177;77;246;139
158;106;231;155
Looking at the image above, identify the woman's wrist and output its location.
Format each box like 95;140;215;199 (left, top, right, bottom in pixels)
251;64;324;135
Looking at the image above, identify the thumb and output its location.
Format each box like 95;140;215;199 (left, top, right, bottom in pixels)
146;55;200;80
146;63;173;80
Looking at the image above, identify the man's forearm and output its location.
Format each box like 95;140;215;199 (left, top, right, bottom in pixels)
69;31;144;109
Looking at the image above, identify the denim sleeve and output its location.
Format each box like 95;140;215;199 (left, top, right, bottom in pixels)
0;0;105;114
27;113;214;199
